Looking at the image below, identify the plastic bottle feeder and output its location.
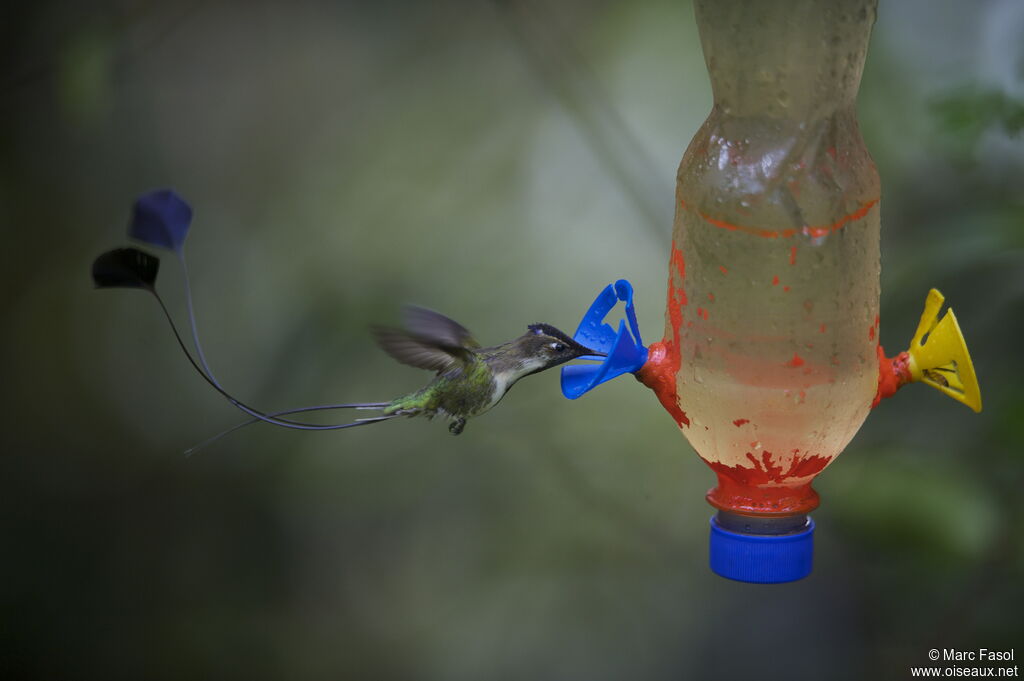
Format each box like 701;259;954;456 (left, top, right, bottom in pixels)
561;0;981;584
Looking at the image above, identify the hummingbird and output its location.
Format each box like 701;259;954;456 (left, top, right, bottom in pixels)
368;306;602;435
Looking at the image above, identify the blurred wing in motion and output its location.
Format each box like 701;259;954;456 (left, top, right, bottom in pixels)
372;327;473;372
402;305;479;349
373;306;480;372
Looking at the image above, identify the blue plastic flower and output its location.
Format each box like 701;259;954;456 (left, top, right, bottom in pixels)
561;279;649;399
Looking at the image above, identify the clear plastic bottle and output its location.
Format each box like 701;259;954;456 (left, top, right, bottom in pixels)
657;0;881;515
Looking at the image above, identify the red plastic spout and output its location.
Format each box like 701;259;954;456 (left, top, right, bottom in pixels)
636;341;689;428
872;345;913;408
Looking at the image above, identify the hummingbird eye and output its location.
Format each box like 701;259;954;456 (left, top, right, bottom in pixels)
551;342;567;352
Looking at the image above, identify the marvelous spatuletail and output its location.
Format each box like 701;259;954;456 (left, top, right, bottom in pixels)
91;189;603;453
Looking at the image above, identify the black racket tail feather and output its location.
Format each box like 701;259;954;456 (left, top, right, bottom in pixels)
184;402;395;457
94;246;394;449
148;289;394;432
161;252;402;434
184;410;398;457
176;249;218;387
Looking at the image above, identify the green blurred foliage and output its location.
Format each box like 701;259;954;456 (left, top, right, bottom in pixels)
1;1;1022;680
931;87;1024;156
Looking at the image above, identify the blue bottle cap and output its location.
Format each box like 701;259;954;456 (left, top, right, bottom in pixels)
709;516;815;584
561;279;648;399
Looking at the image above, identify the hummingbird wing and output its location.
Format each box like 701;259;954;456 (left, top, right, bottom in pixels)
402;306;479;350
372;307;480;373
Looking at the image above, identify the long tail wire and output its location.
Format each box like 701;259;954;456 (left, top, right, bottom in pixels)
149;259;394;453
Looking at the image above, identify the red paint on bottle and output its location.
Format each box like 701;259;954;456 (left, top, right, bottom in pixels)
871;345;913;408
708;292;715;302
772;275;780;286
670;242;686;288
704;452;831;514
637;341;689;428
665;245;686;341
802;199;879;238
786;353;805;368
789;246;797;265
783;285;791;292
681;197;878;240
819;323;827;333
637;240;691;429
868;325;875;340
719;265;728;275
732;418;750;427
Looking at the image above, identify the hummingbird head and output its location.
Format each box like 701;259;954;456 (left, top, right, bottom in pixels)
511;323;603;375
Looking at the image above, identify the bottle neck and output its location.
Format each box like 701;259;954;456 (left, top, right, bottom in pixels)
715;510;811;536
695;0;877;121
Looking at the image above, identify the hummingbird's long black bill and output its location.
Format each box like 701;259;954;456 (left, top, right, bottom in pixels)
570;340;606;361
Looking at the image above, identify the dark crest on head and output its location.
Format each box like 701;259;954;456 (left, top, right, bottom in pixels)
527;323;577;346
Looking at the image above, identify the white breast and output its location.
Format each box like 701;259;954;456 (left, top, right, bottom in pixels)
483;359;546;412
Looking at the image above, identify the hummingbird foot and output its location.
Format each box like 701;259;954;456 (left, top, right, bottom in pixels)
448;418;466;435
